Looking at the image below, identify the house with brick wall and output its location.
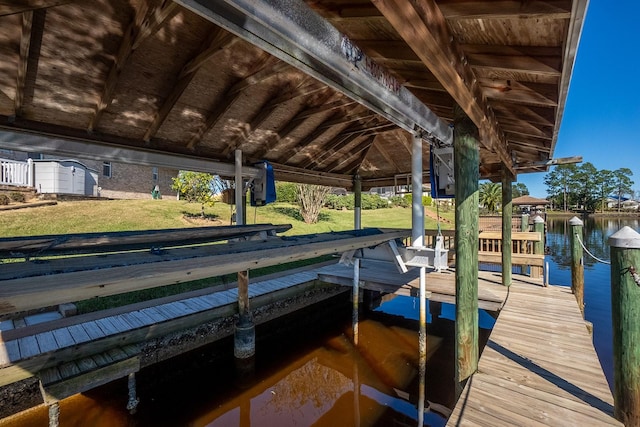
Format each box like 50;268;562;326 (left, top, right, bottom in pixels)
0;149;178;199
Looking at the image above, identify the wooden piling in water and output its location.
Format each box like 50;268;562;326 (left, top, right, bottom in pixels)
569;216;584;315
609;226;640;426
501;168;512;287
521;213;529;232
453;104;479;393
534;216;546;284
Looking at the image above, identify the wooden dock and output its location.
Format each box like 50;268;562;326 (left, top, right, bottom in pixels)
446;278;621;426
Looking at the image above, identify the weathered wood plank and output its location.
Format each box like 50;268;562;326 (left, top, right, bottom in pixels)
447;280;621;426
0;229;409;315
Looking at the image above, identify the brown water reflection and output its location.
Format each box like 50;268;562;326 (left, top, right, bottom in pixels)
1;294;490;426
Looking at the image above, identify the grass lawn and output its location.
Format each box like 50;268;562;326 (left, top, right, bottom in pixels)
0;198;455;313
0;198;454;237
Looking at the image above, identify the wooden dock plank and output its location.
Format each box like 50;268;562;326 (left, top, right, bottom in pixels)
447;280;621;426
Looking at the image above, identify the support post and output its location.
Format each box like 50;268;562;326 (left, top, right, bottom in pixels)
569;216;584;315
609;226;640;426
27;158;34;187
453;104;479;395
534;216;546;281
501;169;513;287
411;133;424;248
412;132;428;412
354;174;362;230
521;213;529;232
235;149;244;226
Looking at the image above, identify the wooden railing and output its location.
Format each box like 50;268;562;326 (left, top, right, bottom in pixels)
421;228;544;277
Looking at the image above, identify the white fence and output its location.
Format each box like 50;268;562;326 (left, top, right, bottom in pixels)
0;158;33;187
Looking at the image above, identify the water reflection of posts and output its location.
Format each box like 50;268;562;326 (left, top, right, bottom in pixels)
608;226;640;426
352;257;360;346
569;216;585;316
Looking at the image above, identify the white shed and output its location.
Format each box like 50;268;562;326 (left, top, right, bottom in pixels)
33;160;98;196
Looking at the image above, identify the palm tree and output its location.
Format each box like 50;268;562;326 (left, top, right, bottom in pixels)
479;182;501;213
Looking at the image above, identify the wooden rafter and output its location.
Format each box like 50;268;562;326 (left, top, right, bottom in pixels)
327;135;377;174
437;0;571;20
371;0;514;174
461;44;562;77
143;29;237;142
492;103;554;127
300;119;377;169
14;10;33;117
249;91;339;160
374;139;402;171
186;58;290;150
0;0;73;16
88;0;177;132
480;79;558;107
219;79;324;157
275;114;343;163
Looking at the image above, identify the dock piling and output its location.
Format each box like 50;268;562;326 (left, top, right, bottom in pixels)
569;216;585;315
501;168;513;287
453;104;479;394
609;226;640;426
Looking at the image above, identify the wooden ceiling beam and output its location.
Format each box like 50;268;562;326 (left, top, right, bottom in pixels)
316;110;377;131
186;58;288;150
372;0;514;175
13;10;34;117
0;0;73;16
373;140;402;172
88;1;177;132
437;0;572;20
327;135;377;174
143;29;237;142
480;79;558;107
462;44;562;77
249;92;338;160
492;103;554;127
220;80;326;157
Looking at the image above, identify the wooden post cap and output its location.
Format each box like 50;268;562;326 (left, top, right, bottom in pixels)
569;216;583;226
609;226;640;249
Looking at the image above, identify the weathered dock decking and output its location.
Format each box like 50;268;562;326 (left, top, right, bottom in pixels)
446;278;621;426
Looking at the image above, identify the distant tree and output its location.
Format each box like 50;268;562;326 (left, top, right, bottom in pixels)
479;182;501;213
593;169;616;213
513;183;529;198
573;162;598;212
171;171;215;217
612;168;634;213
296;184;331;224
544;164;577;211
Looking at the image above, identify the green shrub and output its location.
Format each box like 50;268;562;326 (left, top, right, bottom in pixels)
325;194;354;210
361;194;388;209
422;195;432;206
0;194;9;205
389;195;409;208
9;192;25;203
275;181;297;203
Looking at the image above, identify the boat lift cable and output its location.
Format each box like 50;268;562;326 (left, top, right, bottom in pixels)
576;233;611;265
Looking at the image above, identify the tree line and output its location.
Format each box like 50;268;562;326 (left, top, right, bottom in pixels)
544;163;634;212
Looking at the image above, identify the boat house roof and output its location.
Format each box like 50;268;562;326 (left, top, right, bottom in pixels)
0;0;588;189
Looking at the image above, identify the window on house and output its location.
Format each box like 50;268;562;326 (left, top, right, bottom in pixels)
103;162;112;178
152;167;158;181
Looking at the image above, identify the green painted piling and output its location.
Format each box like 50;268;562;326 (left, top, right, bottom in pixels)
501;169;513;287
534;216;546;285
521;213;529;232
453;104;479;393
609;226;640;426
569;216;584;315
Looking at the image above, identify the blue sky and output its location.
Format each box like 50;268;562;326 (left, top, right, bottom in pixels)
517;0;640;198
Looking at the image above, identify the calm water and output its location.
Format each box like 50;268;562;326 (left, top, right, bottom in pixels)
2;216;624;426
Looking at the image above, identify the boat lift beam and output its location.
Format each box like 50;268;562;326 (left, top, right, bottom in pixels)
175;0;453;145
